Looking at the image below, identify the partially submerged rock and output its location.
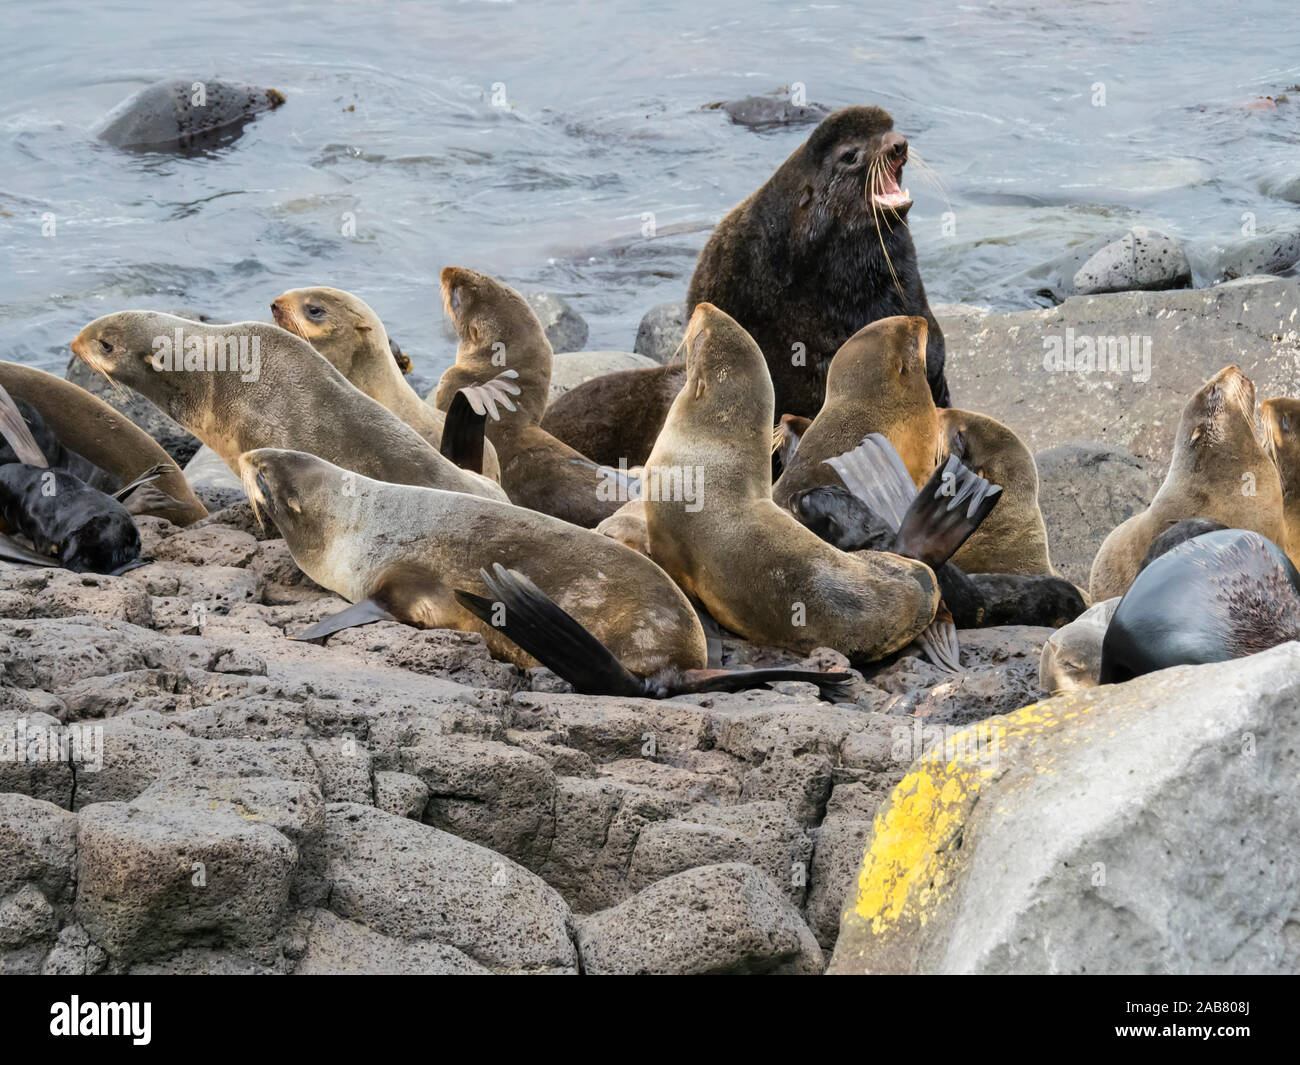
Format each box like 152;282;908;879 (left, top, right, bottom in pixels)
95;79;285;152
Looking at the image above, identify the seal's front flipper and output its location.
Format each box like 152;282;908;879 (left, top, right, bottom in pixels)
440;391;488;474
893;454;1002;569
0;382;48;468
454;563;644;696
113;462;170;502
458;369;521;422
673;667;853;701
824;432;916;528
291;598;397;642
0;532;59;568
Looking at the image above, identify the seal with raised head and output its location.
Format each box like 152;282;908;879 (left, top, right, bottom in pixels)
1099;527;1300;683
0;360;205;526
239;447;849;699
270;285;502;482
1089;366;1286;601
68;311;509;502
434;267;631;527
641;304;994;665
1260;396;1300;566
688;104;948;417
772;315;939;508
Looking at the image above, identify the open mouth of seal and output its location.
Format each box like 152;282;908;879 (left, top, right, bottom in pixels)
871;154;911;210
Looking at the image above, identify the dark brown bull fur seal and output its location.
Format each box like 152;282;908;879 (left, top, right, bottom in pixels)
687;105;948;418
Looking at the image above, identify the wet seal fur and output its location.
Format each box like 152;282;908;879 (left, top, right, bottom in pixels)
1099;527;1300;683
434;267;628;527
642;303;947;665
70;311;508;502
687;105;948;418
0;360;205;526
271;285;502;482
1089;366;1286;601
241;447;849;699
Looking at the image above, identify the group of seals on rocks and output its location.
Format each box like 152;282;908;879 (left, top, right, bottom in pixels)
15;99;1295;698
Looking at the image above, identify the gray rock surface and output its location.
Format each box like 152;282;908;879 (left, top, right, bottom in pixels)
1071;226;1192;296
633;301;687;362
1216;226;1300;280
576;862;824;974
547;350;659;403
829;643;1300;974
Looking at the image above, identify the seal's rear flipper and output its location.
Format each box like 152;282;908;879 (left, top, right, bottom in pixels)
672;667;853;701
113;462;171;502
893;455;1002;570
824;432;916;528
0;532;59;568
440;391;488;474
916;604;961;672
0;383;48;468
291;598;397;642
454;563;644;696
692;602;724;669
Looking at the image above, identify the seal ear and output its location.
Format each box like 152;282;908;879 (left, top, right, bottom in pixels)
797;184;814;210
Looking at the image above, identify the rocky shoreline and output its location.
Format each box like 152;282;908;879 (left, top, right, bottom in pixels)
4;273;1300;974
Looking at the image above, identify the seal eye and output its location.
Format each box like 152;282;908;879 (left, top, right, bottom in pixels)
98;339;113;354
305;305;325;320
838;148;860;166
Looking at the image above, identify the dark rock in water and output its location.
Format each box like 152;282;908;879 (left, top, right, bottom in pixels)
440;290;588;354
1035;442;1159;588
633;301;687;363
1019;227;1191;303
95;79;285;152
704;95;830;128
1216;226;1300;280
65;355;200;466
404;371;435;398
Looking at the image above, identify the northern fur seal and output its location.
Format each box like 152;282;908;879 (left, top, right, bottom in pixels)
1099;527;1300;683
940;408;1054;576
539;363;685;469
772;315;939;508
69;312;508;502
1261;397;1300;564
96;79;285;152
688;105;948;417
239;447;849;698
434;267;630;527
1089;366;1286;601
0;361;205;526
641;304;992;665
270;286;502;482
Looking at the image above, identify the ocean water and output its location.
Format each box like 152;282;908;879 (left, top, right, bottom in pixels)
2;0;1298;376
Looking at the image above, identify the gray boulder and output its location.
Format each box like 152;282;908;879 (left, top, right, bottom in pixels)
1216;227;1300;280
1072;226;1192;296
576;862;824;974
95;79;285;152
547;350;658;403
293;909;489;975
634;302;687;363
829;643;1300;974
1034;442;1160;587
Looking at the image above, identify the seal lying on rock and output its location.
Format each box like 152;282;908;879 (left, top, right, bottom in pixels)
69;311;508;503
434;267;632;527
1100;527;1300;683
688;105;949;416
238;447;850;699
0;361;205;526
641;304;995;667
271;286;503;483
1089;366;1287;601
539;363;685;469
95;79;285;152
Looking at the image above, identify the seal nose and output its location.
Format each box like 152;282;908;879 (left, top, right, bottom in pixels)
882;131;908;161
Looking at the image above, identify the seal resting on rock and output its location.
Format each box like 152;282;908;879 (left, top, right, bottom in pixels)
239;447;850;699
69;311;508;502
270;285;502;482
95;79;285;152
1089;366;1286;601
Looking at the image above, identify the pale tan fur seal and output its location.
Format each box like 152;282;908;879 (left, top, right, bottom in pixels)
434;267;629;527
69;311;507;502
1261;396;1300;568
641;303;947;665
1089;365;1286;601
239;447;850;699
270;286;502;483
